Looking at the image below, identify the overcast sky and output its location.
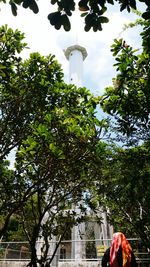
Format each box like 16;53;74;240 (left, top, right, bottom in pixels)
0;0;145;95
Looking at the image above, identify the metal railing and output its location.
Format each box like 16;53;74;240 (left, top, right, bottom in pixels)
0;239;149;267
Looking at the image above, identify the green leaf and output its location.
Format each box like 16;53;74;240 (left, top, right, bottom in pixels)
10;2;17;16
98;16;109;23
120;2;127;11
142;11;150;20
28;0;39;13
22;0;30;8
47;11;61;27
61;14;71;31
130;0;136;9
107;0;114;4
51;0;57;4
14;0;23;4
84;24;91;31
81;12;88;17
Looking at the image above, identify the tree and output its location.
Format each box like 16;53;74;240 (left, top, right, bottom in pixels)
96;143;150;249
100;21;150;146
0;160;17;237
0;24;108;266
1;0;150;32
0;24;63;162
95;21;150;249
0;24;63;240
14;82;106;267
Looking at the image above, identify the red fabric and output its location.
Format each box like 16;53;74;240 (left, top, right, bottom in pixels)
110;232;132;267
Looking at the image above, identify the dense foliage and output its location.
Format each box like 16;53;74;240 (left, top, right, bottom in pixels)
96;143;150;249
100;21;150;146
0;24;107;266
1;11;150;265
1;0;150;31
0;26;63;161
96;21;150;248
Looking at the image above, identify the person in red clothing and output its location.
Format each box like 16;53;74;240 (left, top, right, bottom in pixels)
102;232;137;267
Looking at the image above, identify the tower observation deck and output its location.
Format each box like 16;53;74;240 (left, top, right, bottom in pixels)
64;44;87;87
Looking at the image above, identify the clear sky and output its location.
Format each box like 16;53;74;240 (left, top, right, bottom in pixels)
0;0;145;95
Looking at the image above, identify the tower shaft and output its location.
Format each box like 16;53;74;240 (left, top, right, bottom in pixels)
64;45;87;87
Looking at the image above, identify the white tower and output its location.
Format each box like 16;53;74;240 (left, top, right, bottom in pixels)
64;44;113;260
64;44;87;260
64;44;87;87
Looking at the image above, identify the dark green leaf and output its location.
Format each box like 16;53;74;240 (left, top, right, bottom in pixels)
142;11;150;19
98;16;109;23
47;11;61;26
29;0;39;14
120;2;127;11
130;0;136;9
10;2;17;16
61;14;71;31
22;0;30;8
14;0;23;4
81;12;88;17
84;23;91;31
51;0;57;4
107;0;114;4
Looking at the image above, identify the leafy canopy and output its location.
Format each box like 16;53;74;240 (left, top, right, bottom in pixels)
0;24;63;161
100;21;150;145
96;143;150;249
1;0;150;31
94;20;150;248
0;24;109;266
